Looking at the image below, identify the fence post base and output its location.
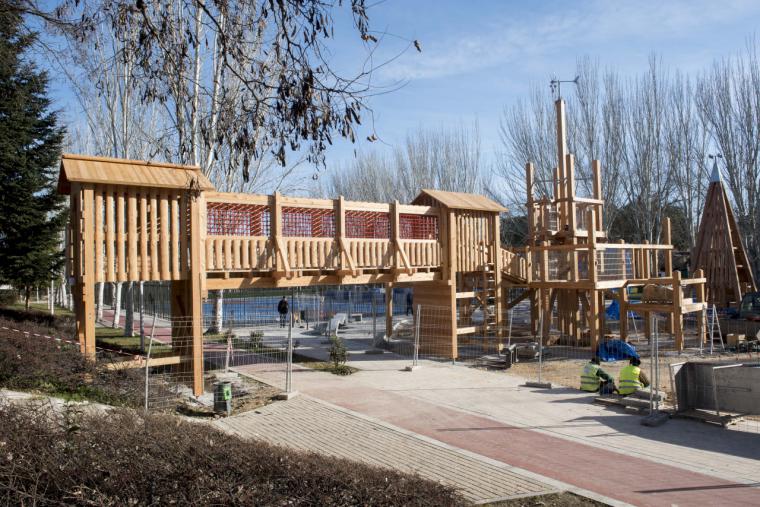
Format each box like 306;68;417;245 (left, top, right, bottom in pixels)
524;381;552;389
275;391;300;400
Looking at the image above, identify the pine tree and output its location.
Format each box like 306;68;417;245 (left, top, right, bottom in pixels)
0;7;65;309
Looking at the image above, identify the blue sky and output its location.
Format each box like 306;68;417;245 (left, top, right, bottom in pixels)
317;0;760;178
44;0;760;191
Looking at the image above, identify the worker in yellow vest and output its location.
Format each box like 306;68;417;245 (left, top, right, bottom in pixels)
618;357;650;396
580;356;616;394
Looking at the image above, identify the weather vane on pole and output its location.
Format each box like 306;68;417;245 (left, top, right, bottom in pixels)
550;76;580;99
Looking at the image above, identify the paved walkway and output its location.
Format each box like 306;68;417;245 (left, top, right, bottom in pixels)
214;395;557;504
235;359;760;507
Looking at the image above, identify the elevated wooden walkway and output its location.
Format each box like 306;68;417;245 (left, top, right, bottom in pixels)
58;154;528;394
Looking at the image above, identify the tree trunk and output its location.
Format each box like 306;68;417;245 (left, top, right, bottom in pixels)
139;281;145;352
124;282;134;337
207;289;224;334
24;286;30;310
112;282;123;329
49;280;54;315
96;282;105;321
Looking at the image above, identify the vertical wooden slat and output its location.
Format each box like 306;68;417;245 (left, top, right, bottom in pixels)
105;188;115;282
160;192;170;280
233;238;241;269
241;239;250;269
127;191;138;280
171;195;180;279
205;238;214;270
140;194;149;279
215;238;223;269
116;190;126;281
150;193;160;280
180;194;188;277
94;190;104;283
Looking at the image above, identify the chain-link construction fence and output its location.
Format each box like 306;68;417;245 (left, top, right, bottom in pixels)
96;283;408;412
93;281;759;432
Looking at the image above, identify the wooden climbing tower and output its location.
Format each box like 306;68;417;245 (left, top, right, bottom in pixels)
518;98;708;350
691;162;756;308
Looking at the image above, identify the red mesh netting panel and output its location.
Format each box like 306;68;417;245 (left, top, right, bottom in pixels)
345;210;390;239
207;203;270;236
282;207;335;237
400;214;438;240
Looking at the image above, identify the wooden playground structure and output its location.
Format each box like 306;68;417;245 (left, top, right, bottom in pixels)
518;98;708;349
58;155;526;394
58;97;712;396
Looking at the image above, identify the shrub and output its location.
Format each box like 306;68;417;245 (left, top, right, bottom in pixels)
0;403;465;506
328;335;353;376
249;330;263;348
0;317;144;407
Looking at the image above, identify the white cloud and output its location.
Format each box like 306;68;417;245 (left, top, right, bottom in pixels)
379;0;760;81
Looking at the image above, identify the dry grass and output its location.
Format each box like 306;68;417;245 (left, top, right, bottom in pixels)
0;402;466;506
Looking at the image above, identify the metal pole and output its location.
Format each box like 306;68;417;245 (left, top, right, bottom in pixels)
372;290;377;343
649;313;655;415
414;303;421;367
144;312;158;412
537;310;544;384
709;305;715;355
139;282;145;352
654;313;660;412
286;288;294;394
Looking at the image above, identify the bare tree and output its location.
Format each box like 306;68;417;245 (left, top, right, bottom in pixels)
665;71;709;250
621;56;673;243
322;123;483;203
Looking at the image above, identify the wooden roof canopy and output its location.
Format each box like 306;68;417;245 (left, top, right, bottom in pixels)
57;153;215;195
411;189;506;212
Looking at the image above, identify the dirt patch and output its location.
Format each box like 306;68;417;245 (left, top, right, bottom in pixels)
487;492;607;506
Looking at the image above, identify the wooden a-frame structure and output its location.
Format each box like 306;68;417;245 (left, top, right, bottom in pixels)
691;162;756;308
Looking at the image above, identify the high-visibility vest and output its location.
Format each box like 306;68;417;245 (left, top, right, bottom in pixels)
580;363;601;391
618;365;642;395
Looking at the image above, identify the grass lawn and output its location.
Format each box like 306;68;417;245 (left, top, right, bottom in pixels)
96;326;172;355
4;302;74;317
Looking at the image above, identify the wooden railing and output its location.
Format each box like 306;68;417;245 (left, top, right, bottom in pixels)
68;184;191;283
501;248;528;282
202;192;441;275
526;242;673;285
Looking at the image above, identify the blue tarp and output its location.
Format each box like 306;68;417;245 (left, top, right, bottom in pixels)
597;339;639;362
606;299;620;320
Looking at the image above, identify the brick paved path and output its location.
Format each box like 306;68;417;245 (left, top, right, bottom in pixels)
234;361;760;506
214;395;559;504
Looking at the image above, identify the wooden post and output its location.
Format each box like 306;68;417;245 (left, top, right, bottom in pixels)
620;284;629;341
588;209;599;349
592;160;603;229
75;184;96;359
391;200;400;271
673;270;684;351
663;217;673;275
493;213;503;338
272;192;282;273
566;154;577;232
189;192;205;395
695;268;706;345
526;163;535;239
